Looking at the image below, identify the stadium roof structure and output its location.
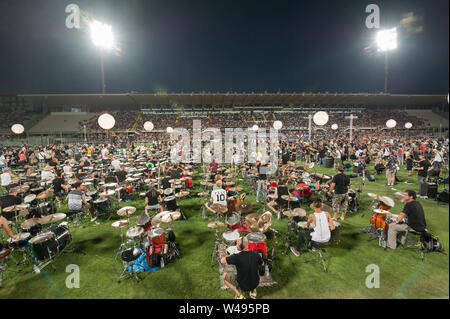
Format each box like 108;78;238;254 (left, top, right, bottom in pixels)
19;93;447;109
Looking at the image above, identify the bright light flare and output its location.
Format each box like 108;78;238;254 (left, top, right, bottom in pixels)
90;20;114;49
376;28;398;52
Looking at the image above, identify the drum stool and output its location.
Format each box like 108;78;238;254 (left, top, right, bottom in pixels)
68;210;90;228
401;228;429;262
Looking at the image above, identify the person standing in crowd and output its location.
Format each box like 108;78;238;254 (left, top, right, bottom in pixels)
397;145;404;167
385;153;397;187
386;190;427;249
328;165;350;221
414;155;431;199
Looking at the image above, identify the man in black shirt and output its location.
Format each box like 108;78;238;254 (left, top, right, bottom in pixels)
161;174;171;189
328;165;351;221
145;184;163;214
256;161;268;202
413;155;432;199
387;190;427;249
220;237;264;299
115;166;128;202
53;170;68;205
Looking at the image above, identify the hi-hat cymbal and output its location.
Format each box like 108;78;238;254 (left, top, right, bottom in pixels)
245;213;261;229
112;220;130;228
257;212;273;233
3;205;18;213
210;203;228;214
293;208;307;217
152;211;172;226
162;211;181;223
281;195;298;202
198;192;209;197
38;213;66;225
175;191;190;198
235;201;253;213
117;206;136;216
380;196;395;208
208;221;225;229
367;193;383;201
393;192;405;202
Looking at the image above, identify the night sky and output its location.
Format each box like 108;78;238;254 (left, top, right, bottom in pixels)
0;0;448;95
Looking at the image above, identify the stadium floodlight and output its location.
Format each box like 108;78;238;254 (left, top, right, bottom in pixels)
273;121;283;130
252;125;259;131
331;124;338;130
166;127;174;134
313;111;329;126
376;28;397;93
90;20;114;49
386;119;397;129
89;20;114;94
98;113;115;130
405;122;413;129
11;124;24;134
376;28;397;52
144;121;154;131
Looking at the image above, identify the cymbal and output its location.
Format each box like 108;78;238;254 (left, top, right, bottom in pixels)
308;162;315;169
208;221;225;229
99;190;115;197
162;211;181;223
175;191;190;198
152;211;172;226
38;213;66;225
393;192;405;202
3;205;18;212
225;182;236;187
257;212;273;233
367;193;383;201
18;210;30;217
117;206;136;216
164;195;176;202
112;219;129;228
293;208;307;217
235;201;253;213
228;187;243;192
210;203;228;214
11;185;30;193
281;195;298;202
245;213;261;229
380;196;395;208
198;192;209;197
36;190;53;200
136;212;151;226
164;188;174;195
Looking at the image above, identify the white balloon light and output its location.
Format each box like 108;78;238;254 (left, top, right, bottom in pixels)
405;122;413;129
313;111;329;126
252;124;259;131
331;124;338;130
386;119;397;129
273;120;283;130
98;113;116;130
11;124;24;134
166;127;173;133
143;121;154;131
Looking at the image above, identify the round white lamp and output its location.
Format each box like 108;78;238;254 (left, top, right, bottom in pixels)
331;124;338;130
252;124;259;131
313;111;329;126
144;121;154;131
98;113;116;130
273;120;283;130
11;124;25;134
386;119;397;129
404;122;413;129
166;127;174;133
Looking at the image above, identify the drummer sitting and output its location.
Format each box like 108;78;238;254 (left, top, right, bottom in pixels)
290;198;335;257
220;237;264;299
66;182;97;223
205;181;227;217
0;189;21;220
145;183;163;215
0;216;17;240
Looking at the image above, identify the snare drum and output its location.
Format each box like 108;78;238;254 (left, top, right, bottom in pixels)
164;196;178;211
126;226;144;242
225;212;240;230
226;246;241;256
93;198;109;214
21;219;43;237
370;209;388;232
246;232;267;256
222;229;240;245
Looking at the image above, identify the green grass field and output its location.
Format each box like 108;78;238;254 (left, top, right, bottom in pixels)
1;163;448;299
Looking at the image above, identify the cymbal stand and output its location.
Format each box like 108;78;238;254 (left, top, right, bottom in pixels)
211;228;221;267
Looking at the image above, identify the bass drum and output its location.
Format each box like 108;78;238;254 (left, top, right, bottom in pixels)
49;224;72;252
29;232;58;261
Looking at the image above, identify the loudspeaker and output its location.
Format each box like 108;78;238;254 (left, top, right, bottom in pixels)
437;189;449;203
367;174;376;182
427;183;438;199
323;157;334;168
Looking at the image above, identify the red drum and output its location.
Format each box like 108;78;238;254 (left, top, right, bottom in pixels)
246;232;267;256
226;212;240;230
185;177;193;188
149;227;166;245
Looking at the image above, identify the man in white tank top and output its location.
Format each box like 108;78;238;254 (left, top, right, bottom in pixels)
290;198;335;257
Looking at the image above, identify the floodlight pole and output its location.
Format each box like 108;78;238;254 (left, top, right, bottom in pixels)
100;49;106;94
384;52;389;93
345;114;358;144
